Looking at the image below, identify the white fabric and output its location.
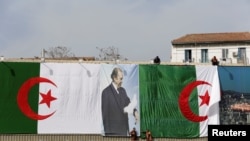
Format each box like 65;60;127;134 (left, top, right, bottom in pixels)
124;94;137;114
38;63;102;134
196;66;221;137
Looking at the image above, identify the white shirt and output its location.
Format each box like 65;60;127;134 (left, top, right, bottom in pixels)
112;82;119;94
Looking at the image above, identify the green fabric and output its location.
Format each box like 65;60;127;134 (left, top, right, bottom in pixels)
0;62;40;133
139;65;199;138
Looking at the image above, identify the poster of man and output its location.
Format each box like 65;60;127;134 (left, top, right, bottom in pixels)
100;64;140;136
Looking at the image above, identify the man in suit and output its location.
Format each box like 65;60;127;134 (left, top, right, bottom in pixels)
101;67;138;136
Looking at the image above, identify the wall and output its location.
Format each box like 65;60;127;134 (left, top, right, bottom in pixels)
171;45;250;65
0;134;208;141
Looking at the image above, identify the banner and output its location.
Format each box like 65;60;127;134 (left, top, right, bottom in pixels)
0;62;221;138
100;64;139;136
0;62;102;134
139;65;220;138
218;66;250;125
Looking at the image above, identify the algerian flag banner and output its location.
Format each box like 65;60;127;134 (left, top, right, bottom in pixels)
139;65;220;138
0;62;102;134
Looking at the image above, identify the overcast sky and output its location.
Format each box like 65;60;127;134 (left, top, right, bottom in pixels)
1;0;250;62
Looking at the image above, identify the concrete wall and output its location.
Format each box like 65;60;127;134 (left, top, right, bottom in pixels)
0;134;208;141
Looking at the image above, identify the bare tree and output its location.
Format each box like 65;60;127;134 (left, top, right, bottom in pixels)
45;46;75;58
96;46;127;61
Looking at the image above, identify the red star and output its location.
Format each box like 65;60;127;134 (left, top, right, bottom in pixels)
199;90;210;106
39;90;57;108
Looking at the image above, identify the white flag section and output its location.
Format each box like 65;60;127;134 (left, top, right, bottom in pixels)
195;66;221;137
38;63;102;134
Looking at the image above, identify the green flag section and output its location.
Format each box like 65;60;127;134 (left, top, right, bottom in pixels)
0;62;40;133
139;65;220;138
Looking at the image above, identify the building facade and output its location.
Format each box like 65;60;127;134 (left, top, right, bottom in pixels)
171;32;250;65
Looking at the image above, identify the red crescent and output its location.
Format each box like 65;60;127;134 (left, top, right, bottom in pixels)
179;80;211;122
17;77;57;120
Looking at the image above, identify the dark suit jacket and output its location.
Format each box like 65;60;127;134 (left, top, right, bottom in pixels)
101;84;130;136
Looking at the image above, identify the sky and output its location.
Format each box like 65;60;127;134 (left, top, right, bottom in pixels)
1;0;250;62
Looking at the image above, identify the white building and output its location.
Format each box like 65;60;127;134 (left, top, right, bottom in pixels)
171;32;250;65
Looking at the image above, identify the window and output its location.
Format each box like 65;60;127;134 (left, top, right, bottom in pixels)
222;49;228;60
238;48;246;64
184;50;192;62
201;49;208;63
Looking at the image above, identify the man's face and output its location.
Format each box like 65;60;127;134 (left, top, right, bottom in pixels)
114;70;123;88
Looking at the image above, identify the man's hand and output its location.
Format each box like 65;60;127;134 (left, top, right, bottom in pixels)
124;94;137;114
